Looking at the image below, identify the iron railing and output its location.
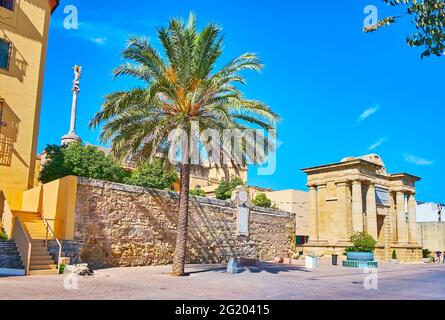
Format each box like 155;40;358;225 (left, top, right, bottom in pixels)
43;218;62;270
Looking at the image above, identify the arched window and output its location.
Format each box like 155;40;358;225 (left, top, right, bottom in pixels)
0;0;15;11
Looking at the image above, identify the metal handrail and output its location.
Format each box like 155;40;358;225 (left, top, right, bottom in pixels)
43;218;62;271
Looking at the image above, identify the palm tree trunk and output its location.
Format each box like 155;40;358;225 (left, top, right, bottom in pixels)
172;163;191;276
220;147;230;182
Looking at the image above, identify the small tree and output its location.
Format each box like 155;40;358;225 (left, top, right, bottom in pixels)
252;193;272;208
364;0;445;59
39;143;129;184
392;250;398;260
346;232;377;253
214;177;245;200
39;145;72;183
124;159;178;190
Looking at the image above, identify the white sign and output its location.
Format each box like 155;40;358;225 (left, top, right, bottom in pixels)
237;206;249;236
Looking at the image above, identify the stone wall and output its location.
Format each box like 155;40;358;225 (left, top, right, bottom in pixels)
67;178;294;269
418;222;445;252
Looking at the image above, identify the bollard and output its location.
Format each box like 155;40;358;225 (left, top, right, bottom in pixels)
227;258;238;274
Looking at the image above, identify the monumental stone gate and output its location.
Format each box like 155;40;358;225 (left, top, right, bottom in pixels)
302;154;422;262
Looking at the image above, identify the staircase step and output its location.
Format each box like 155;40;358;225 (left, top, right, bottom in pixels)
30;264;58;271
31;250;51;255
28;269;58;276
31;241;49;246
31;256;53;262
31;259;55;266
32;244;48;251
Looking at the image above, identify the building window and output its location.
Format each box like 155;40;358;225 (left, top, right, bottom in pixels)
375;187;389;206
0;0;15;11
0;39;11;70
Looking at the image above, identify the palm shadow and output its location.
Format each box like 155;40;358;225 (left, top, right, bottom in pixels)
187;262;310;275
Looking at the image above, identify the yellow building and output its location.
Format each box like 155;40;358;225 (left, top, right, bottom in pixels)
0;0;59;209
250;188;309;236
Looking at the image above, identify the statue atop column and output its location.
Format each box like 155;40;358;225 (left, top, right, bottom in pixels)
61;65;82;145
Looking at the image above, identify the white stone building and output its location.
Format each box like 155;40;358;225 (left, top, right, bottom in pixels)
416;202;444;222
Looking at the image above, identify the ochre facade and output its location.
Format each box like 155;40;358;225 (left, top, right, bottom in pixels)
0;0;58;209
302;154;422;262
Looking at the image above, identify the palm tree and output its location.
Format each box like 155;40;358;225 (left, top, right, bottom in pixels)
90;13;279;276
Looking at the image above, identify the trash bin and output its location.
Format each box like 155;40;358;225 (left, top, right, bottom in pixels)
332;254;338;266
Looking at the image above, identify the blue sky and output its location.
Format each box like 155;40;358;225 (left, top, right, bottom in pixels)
39;0;445;203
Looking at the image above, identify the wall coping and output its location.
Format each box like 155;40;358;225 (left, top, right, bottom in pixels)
251;205;294;218
417;222;445;225
77;177;293;218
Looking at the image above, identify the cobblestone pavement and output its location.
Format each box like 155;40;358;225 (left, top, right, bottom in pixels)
1;261;444;300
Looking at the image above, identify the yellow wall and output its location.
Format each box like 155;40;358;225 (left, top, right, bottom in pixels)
0;0;52;209
22;176;78;240
21;183;42;212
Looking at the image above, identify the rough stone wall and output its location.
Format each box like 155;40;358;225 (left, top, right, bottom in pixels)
70;178;294;269
0;241;24;269
49;240;82;265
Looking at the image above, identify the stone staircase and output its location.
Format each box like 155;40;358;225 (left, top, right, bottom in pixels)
0;241;25;272
13;211;59;275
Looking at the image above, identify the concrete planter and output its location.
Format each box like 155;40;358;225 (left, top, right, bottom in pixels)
346;252;374;262
343;252;378;268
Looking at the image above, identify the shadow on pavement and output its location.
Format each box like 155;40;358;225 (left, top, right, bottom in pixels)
188;262;310;275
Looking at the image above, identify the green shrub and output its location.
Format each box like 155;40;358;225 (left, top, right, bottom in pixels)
190;187;206;197
0;231;8;241
58;264;66;275
39;143;178;191
392;250;398;260
422;249;432;259
123;159;178;190
252;193;272;208
346;232;377;253
214;177;244;200
39;143;130;184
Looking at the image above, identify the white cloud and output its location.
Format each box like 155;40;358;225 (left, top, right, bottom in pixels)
51;15;158;47
358;105;379;122
90;37;107;45
368;137;387;151
403;153;434;166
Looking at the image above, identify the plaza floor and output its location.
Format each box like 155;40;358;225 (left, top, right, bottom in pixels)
0;260;444;300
